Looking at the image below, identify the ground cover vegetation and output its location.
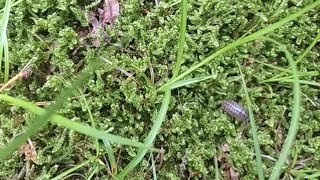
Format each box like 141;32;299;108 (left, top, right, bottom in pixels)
0;0;320;179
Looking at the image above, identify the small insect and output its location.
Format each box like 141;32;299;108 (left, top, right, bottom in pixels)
221;100;248;122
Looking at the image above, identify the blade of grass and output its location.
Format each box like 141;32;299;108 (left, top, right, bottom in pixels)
171;0;187;78
214;155;219;180
263;72;319;83
102;139;118;175
297;71;318;76
0;0;22;13
267;31;320;81
257;37;301;180
254;60;292;73
168;75;214;90
0;60;102;159
0;0;11;81
292;169;320;173
114;0;184;177
51;159;91;180
271;0;289;19
0;94;157;150
151;153;157;180
3;33;9;82
255;59;319;77
158;0;320;91
87;165;100;180
296;31;320;64
305;173;320;179
283;80;320;87
157;34;258;92
116;89;171;178
80;90;100;156
237;61;264;180
60;173;86;180
268;79;320;87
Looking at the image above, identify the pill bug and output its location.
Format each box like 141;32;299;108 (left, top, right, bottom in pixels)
221;100;248;122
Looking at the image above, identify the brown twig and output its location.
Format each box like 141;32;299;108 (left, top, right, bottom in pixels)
0;59;33;93
34;101;51;106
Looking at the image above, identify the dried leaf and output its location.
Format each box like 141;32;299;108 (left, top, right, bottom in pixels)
220;143;230;153
229;167;240;180
19;141;37;162
223;163;240;180
100;0;120;25
87;0;119;47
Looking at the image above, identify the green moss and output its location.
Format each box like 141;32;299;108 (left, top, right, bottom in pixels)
1;0;320;179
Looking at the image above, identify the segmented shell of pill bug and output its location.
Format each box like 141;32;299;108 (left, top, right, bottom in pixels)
221;100;248;122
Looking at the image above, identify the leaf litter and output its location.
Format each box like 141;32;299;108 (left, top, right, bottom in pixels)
88;0;120;47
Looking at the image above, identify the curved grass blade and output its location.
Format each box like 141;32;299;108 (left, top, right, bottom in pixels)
254;60;292;73
171;0;187;78
116;89;171;178
168;75;214;90
0;94;156;150
80;89;119;175
0;60;101;159
102;139;118;175
237;61;264;180
296;31;320;64
80;90;100;156
51;159;91;180
257;37;301;180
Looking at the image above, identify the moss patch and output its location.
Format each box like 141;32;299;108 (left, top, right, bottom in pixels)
0;0;320;179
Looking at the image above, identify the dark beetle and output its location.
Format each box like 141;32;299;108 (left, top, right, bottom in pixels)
221;100;248;122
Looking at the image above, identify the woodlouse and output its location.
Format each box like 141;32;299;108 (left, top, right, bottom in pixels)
221;100;248;122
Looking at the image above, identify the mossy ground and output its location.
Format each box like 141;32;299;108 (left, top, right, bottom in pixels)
0;0;320;179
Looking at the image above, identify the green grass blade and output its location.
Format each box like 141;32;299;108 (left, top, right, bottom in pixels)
237;61;264;180
51;159;91;180
158;0;320;91
0;94;156;150
171;0;187;78
80;90;100;156
260;39;301;180
263;72;319;83
305;172;320;179
116;89;171;178
157;35;257;91
151;153;157;180
102;139;118;175
168;75;214;90
214;155;219;180
276;79;320;87
254;60;292;73
247;1;320;39
270;0;289;19
3;33;9;82
60;173;86;180
0;0;11;81
255;58;319;77
296;31;320;64
0;0;22;13
0;60;102;159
